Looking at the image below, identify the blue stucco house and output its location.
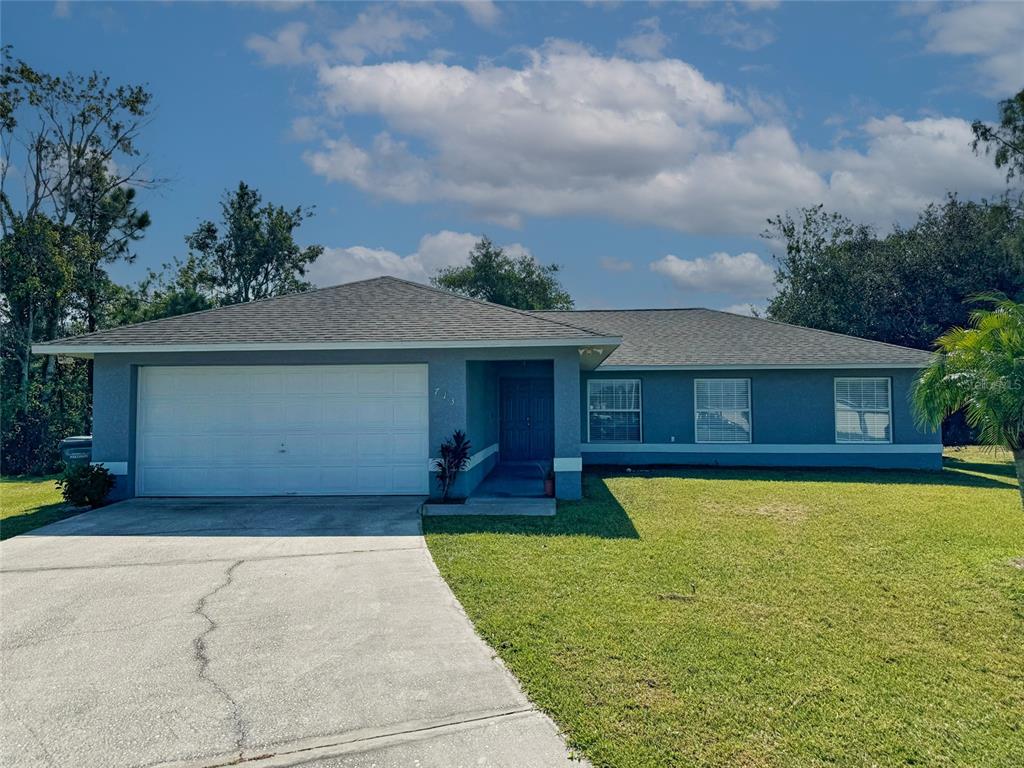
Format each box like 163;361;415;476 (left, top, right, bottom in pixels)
34;276;941;501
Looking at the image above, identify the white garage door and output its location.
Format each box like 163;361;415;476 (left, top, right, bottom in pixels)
136;365;429;496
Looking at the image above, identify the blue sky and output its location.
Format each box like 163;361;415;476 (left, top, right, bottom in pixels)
4;1;1021;312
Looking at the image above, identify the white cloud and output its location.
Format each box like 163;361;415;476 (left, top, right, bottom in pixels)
52;1;71;19
460;1;501;29
247;21;311;66
247;8;430;67
306;231;531;288
600;256;634;272
265;38;1004;236
650;252;776;302
617;17;670;60
720;303;762;317
700;3;777;51
288;116;323;142
922;2;1024;96
330;9;430;65
821;116;1005;226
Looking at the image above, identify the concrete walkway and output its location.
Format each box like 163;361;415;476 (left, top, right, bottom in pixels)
0;498;583;768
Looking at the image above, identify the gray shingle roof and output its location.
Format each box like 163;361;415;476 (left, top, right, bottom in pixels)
37;277;613;349
36;276;933;368
533;309;934;368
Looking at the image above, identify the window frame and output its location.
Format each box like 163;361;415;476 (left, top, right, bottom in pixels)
834;376;893;444
693;378;753;444
587;378;643;443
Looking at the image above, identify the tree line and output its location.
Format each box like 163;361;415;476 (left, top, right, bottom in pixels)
1;43;1021;474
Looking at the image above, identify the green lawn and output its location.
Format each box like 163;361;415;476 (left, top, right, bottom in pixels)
0;474;82;540
425;448;1024;768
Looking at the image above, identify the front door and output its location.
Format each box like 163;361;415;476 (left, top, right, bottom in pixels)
499;378;554;461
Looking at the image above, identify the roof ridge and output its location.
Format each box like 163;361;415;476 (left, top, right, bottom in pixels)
539;307;929;355
535;308;706;313
41;277;396;346
377;276;614;338
696;307;931;354
43;275;617;347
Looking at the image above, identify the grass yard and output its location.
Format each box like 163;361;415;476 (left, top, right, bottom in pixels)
424;448;1024;768
0;474;81;540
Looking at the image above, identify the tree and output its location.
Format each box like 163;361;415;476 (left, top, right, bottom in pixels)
67;162;151;334
106;256;213;326
972;89;1024;185
0;213;73;410
0;49;156;231
765;197;1024;350
431;236;573;310
0;49;157;472
912;296;1024;508
185;182;323;306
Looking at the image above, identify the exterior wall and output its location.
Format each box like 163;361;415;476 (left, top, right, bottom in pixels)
459;360;500;498
579;367;941;471
92;345;583;501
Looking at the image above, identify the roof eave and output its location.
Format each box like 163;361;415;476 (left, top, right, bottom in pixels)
32;336;623;358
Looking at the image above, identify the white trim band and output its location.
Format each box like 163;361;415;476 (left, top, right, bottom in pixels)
581;443;942;454
34;337;621;358
553;457;583;472
92;461;128;475
430;443;499;472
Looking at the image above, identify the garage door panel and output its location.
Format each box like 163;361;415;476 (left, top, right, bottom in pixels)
137;467;175;495
394;367;427;394
320;402;360;429
283;400;322;427
356;465;392;492
144;371;181;395
322;369;357;394
357;434;391;461
318;467;358;493
357;400;393;428
137;365;429;496
252;372;284;394
251;401;287;430
318;435;358;461
207;402;251;431
281;434;320;462
393;465;428;493
357;370;394;394
140;399;179;432
284;370;320;395
393;399;427;428
392;434;426;461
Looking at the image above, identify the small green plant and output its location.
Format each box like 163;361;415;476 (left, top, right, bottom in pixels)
435;430;471;500
57;463;115;509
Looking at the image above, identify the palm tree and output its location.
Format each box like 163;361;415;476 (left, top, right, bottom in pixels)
912;295;1024;508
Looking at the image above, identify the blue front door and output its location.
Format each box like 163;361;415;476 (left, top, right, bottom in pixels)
500;378;554;461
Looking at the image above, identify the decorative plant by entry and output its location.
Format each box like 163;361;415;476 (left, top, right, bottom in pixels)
435;430;472;500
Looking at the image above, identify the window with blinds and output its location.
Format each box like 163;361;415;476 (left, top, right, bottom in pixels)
835;377;892;443
587;379;642;442
695;379;751;443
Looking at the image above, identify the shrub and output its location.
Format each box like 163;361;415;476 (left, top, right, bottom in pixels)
58;463;115;509
435;430;472;500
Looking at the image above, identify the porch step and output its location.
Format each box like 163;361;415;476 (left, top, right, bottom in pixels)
423;497;556;517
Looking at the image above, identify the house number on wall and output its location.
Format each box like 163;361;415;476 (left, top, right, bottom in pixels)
432;387;457;406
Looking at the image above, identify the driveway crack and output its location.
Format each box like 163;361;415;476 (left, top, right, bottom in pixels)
193;559;247;756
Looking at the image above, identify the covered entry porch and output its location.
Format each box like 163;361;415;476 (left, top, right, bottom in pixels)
461;355;580;500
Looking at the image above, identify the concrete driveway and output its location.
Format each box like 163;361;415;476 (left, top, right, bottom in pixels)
0;498;581;768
